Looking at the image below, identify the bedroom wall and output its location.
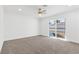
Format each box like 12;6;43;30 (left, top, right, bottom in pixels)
63;9;79;43
4;13;39;40
0;6;4;51
40;8;79;43
39;18;49;36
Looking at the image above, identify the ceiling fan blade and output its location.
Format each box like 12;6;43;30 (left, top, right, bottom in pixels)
42;10;46;12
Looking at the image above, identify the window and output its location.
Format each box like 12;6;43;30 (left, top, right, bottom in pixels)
49;16;65;39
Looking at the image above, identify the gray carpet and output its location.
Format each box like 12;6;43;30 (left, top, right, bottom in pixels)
1;35;79;54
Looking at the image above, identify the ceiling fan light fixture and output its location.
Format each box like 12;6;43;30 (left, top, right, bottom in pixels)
38;13;42;16
18;8;22;11
38;5;47;16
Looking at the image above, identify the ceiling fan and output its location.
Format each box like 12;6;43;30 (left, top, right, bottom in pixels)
38;5;47;16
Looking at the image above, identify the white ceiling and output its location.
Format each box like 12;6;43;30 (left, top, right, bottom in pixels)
3;5;79;18
3;5;37;17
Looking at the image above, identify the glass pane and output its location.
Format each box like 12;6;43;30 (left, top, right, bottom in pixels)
49;20;56;37
57;17;65;38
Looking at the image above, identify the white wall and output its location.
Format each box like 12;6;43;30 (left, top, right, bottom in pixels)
39;18;49;36
40;9;79;43
4;13;39;40
0;6;4;50
64;10;79;43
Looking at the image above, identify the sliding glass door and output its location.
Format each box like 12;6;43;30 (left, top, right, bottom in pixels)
49;19;56;38
49;17;65;39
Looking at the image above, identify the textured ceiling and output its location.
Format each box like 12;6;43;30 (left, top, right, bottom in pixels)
3;5;79;18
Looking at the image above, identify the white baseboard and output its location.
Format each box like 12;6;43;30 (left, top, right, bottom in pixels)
5;34;39;41
68;40;79;44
